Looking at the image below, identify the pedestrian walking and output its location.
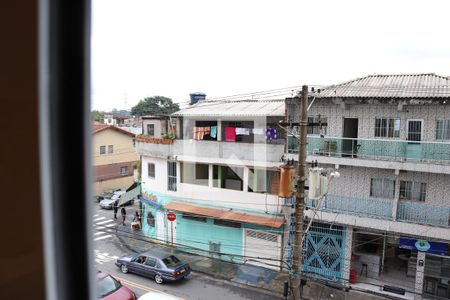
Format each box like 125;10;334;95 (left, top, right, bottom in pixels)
131;211;141;230
112;202;118;219
120;206;126;225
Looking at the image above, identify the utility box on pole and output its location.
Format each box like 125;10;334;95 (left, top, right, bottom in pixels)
308;167;328;200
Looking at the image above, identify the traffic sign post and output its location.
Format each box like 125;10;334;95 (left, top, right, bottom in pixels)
167;212;176;222
167;212;176;245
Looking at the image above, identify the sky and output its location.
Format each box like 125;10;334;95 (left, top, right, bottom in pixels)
91;0;450;111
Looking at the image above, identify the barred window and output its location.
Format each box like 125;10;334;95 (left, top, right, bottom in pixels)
307;116;327;135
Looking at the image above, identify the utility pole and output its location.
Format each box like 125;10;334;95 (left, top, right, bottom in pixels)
291;85;308;300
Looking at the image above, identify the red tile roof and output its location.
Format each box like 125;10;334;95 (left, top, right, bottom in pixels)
165;201;285;228
92;124;136;137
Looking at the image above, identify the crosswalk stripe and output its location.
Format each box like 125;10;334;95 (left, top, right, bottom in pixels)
94;232;104;236
93;214;98;217
94;217;106;222
96;219;114;225
94;234;112;241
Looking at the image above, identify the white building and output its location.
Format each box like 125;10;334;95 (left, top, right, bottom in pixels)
286;74;450;299
135;100;289;270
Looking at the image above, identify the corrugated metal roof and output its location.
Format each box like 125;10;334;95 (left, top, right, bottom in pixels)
316;73;450;99
164;201;284;228
172;99;285;117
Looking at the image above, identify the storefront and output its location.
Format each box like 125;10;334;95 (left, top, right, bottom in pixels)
350;229;450;298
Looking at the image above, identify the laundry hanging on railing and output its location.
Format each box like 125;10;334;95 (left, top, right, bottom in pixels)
266;127;278;140
225;126;236;142
210;126;217;138
252;128;264;135
193;126;211;140
236;127;250;135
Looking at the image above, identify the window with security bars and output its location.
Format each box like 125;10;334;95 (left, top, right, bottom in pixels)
306;116;328;135
246;229;278;243
167;161;177;191
370;178;395;199
375;118;400;138
120;166;128;176
436;120;450;140
399;181;426;202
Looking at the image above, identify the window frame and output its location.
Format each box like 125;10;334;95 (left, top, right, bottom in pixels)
167;161;177;191
307;116;328;135
148;163;155;179
399;180;427;202
107;144;113;154
436;119;450;140
369;178;395;199
99;145;106;155
374;117;400;138
120;166;128;176
147;124;155;137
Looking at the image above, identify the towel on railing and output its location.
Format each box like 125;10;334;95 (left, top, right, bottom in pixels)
210;126;217;138
193;126;211;140
225;126;236;142
236;127;250;135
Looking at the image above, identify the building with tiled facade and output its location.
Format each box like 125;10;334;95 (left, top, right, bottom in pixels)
286;74;450;299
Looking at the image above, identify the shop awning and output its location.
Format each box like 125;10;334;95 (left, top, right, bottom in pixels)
164;201;284;228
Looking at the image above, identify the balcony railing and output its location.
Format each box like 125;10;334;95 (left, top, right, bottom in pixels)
304;194;450;228
305;194;393;220
136;139;285;163
287;135;450;164
397;201;450;228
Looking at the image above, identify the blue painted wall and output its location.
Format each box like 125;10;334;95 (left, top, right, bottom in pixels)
139;188;284;263
176;213;244;263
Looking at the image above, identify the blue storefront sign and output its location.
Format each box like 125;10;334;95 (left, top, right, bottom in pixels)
399;237;448;256
138;194;162;209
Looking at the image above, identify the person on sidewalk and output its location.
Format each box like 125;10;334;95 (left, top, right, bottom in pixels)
120;206;126;225
131;211;141;230
112;202;118;220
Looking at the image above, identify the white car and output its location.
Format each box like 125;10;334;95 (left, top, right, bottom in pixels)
99;191;126;209
138;291;181;300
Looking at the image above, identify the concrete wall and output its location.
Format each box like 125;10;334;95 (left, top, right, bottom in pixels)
136;139;285;166
307;101;450;141
92;128;139;166
142;119;166;138
141;156;283;213
329;165;450;207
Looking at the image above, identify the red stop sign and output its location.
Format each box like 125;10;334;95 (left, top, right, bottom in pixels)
167;212;176;222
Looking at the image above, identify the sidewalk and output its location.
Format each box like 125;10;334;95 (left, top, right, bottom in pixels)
113;223;288;299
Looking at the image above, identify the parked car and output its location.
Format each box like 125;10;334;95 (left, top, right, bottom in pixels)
99;191;126;209
138;291;180;300
115;251;190;284
96;271;136;300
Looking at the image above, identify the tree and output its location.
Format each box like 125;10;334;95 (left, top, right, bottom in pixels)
131;96;179;117
91;110;105;122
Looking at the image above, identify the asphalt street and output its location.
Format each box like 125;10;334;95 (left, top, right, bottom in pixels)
92;201;279;300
